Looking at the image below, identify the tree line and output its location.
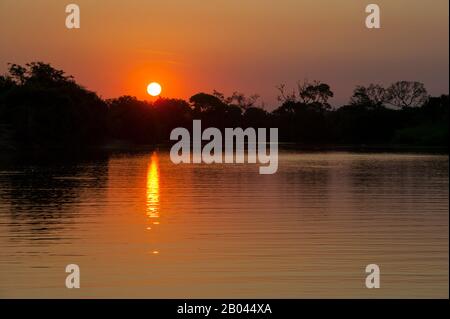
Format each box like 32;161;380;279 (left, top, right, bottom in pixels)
0;62;448;148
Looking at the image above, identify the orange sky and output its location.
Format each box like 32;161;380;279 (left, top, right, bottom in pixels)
0;0;448;107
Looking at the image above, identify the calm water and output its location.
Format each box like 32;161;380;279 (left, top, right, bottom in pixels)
0;150;448;298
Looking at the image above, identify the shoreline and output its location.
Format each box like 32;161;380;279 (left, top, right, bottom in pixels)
0;140;448;155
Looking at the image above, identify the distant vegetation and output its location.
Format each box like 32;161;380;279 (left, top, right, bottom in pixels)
0;62;448;149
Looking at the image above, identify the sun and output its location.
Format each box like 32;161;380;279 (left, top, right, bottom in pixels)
147;82;162;97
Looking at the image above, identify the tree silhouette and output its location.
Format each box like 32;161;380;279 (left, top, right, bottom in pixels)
350;84;387;108
213;90;260;111
277;80;334;111
189;92;225;113
0;62;107;146
0;62;447;149
386;81;428;108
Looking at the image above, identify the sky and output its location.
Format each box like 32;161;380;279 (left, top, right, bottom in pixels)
0;0;448;108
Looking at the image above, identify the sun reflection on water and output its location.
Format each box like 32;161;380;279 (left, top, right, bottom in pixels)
146;152;160;222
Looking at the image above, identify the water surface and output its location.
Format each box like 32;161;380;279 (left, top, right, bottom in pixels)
0;150;448;298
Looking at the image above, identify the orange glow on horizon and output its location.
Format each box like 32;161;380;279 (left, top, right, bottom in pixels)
124;61;188;101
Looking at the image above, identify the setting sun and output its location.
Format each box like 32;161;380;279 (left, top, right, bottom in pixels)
147;82;162;97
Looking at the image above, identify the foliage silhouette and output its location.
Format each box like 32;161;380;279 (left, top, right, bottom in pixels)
0;62;448;149
0;62;107;146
